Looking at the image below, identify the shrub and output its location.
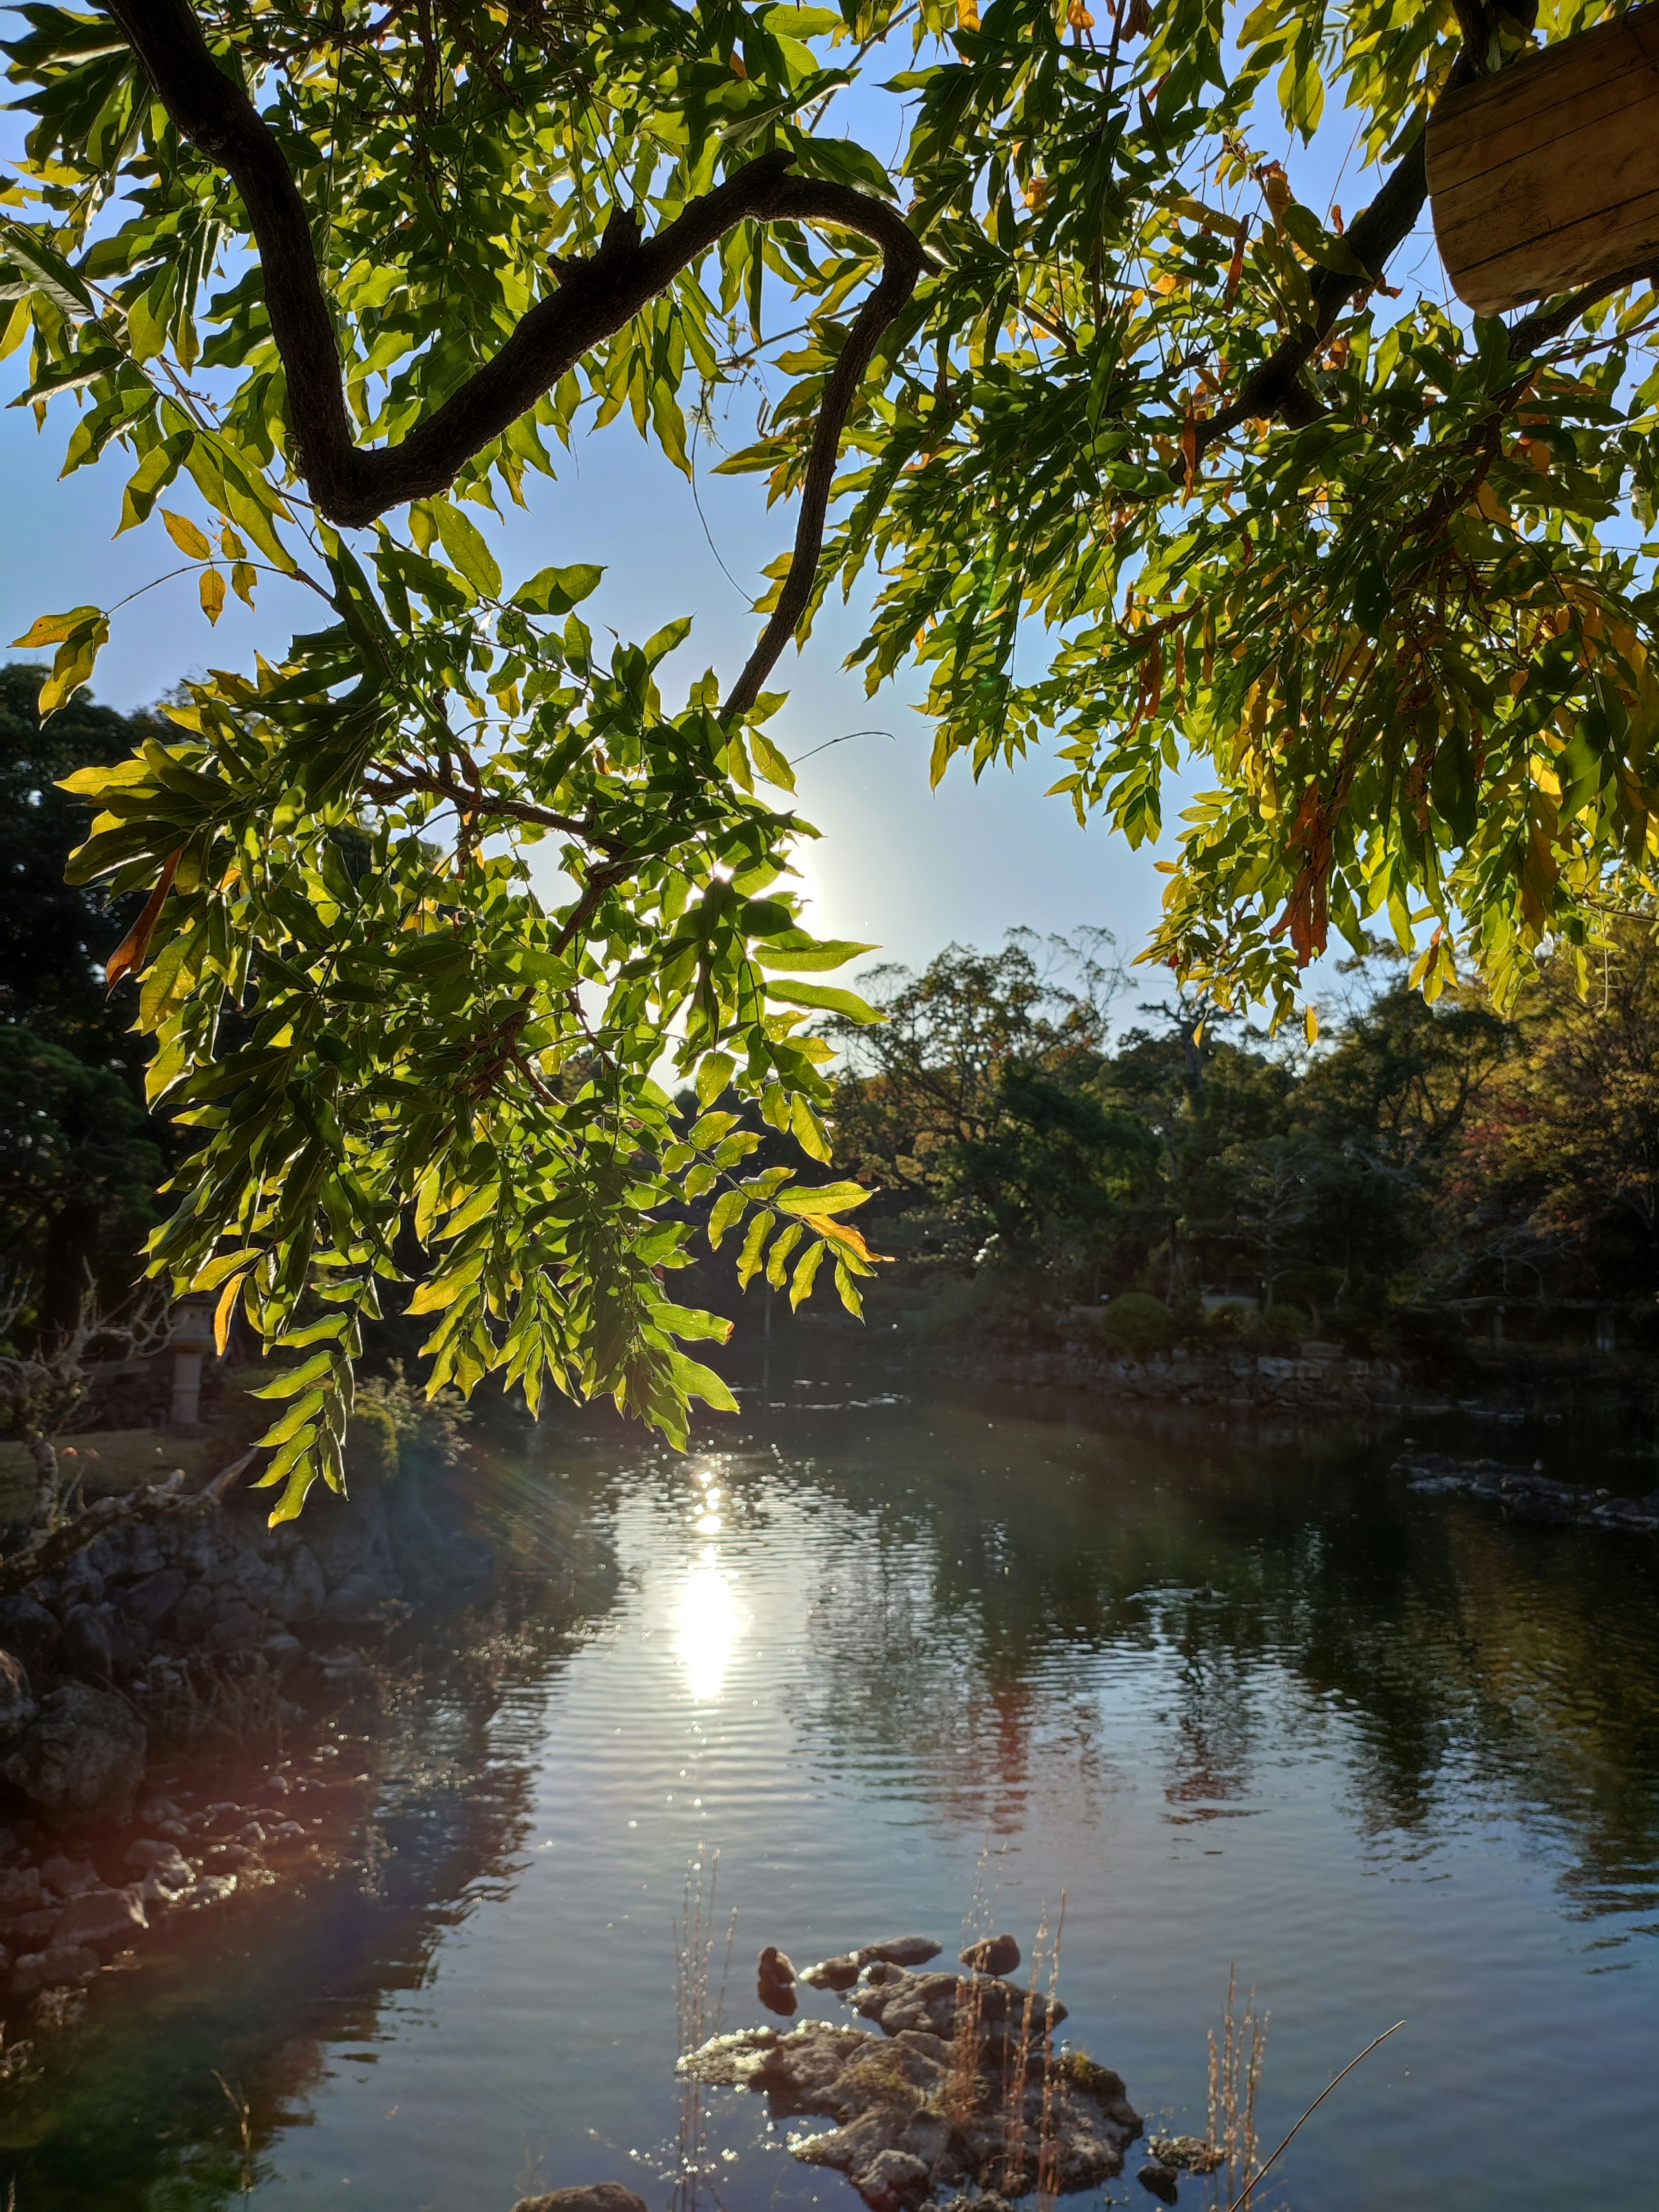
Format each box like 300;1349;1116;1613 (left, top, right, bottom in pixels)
343;1401;400;1487
1098;1292;1175;1356
1244;1303;1309;1354
355;1362;469;1476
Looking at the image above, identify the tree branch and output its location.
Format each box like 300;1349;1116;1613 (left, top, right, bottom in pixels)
103;0;926;531
361;767;631;854
1189;54;1481;469
0;1452;254;1602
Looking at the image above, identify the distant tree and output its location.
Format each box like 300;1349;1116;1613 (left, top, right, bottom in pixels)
0;665;174;1342
944;1062;1160;1290
1455;930;1659;1302
830;930;1123;1202
0;662;159;1071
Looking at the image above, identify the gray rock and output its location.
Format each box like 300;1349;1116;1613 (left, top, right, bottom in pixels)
12;1944;98;1996
960;1933;1020;1976
59;1603;114;1684
1145;2136;1223;2174
52;1884;147;1949
3;1908;59;1951
0;1650;35;1735
0;1597;59;1681
170;1583;216;1645
852;2149;931;2212
0;1867;41;1913
205;1600;264;1653
57;1558;104;1610
127;1842;194;1905
319;1571;394;1624
800;1952;862;1990
40;1856;98;1899
860;1936;942;1967
511;2190;649;2212
0;1681;147;1828
119;1569;186;1630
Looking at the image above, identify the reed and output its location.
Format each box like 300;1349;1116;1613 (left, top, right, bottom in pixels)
1207;1966;1267;2209
1032;1891;1067;2212
145;1654;283;1749
672;1852;737;2212
950;1843;998;2124
999;1893;1066;2202
213;2071;256;2206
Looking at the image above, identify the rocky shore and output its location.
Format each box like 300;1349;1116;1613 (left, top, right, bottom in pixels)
0;1465;490;2031
950;1342;1411;1414
1397;1450;1659;1533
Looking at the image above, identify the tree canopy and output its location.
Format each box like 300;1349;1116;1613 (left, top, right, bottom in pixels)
4;0;1657;1510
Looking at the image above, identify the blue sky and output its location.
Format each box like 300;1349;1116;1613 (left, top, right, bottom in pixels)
1;305;1176;995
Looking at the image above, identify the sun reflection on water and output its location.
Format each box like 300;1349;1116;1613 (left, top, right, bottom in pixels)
677;1544;739;1702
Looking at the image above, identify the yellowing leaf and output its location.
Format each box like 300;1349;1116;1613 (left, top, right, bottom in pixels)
774;1180;869;1216
231;560;257;607
956;0;979;25
200;565;226;624
12;605;99;649
162;509;213;559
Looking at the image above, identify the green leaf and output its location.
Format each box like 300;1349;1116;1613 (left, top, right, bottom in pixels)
246;1350;336;1398
765;979;883;1023
431;502;502;599
513;562;603;614
756;934;877;972
736;1207;775;1288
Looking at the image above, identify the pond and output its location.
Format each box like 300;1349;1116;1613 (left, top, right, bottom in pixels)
2;1354;1656;2212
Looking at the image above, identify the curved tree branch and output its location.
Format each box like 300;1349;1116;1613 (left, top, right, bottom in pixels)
103;0;926;531
1189;54;1482;470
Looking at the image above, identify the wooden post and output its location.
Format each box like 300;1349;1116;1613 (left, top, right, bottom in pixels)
1427;10;1659;316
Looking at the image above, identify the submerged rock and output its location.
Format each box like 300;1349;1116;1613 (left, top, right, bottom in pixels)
511;2188;649;2212
1396;1453;1659;1535
51;1884;146;1949
861;1936;942;1968
11;1944;98;1997
1137;2162;1179;2202
1145;2134;1223;2173
801;1952;864;1991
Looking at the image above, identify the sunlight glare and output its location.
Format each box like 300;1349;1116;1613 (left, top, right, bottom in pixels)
677;1545;739;1702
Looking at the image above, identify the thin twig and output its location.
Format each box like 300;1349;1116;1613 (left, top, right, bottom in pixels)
1224;2020;1405;2212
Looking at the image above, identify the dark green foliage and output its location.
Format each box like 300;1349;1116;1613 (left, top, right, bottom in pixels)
0;666;176;1338
0;660;158;1068
1096;1293;1175;1357
342;1401;400;1489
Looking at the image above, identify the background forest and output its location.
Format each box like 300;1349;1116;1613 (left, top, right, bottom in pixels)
7;660;1659;1375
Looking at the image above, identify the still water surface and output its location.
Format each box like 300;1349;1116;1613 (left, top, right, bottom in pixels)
6;1365;1658;2210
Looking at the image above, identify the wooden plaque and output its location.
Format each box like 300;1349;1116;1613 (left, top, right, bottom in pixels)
1427;7;1659;317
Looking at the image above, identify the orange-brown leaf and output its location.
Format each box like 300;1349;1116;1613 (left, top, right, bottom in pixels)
105;848;182;991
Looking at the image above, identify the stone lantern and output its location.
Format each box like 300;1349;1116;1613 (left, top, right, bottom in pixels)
167;1298;216;1429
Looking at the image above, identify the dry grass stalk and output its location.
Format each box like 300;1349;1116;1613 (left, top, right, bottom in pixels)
146;1654;284;1749
213;2070;256;2206
950;1843;999;2123
1207;1966;1267;2208
672;1851;737;2212
1001;1895;1065;2199
1033;1891;1066;2212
